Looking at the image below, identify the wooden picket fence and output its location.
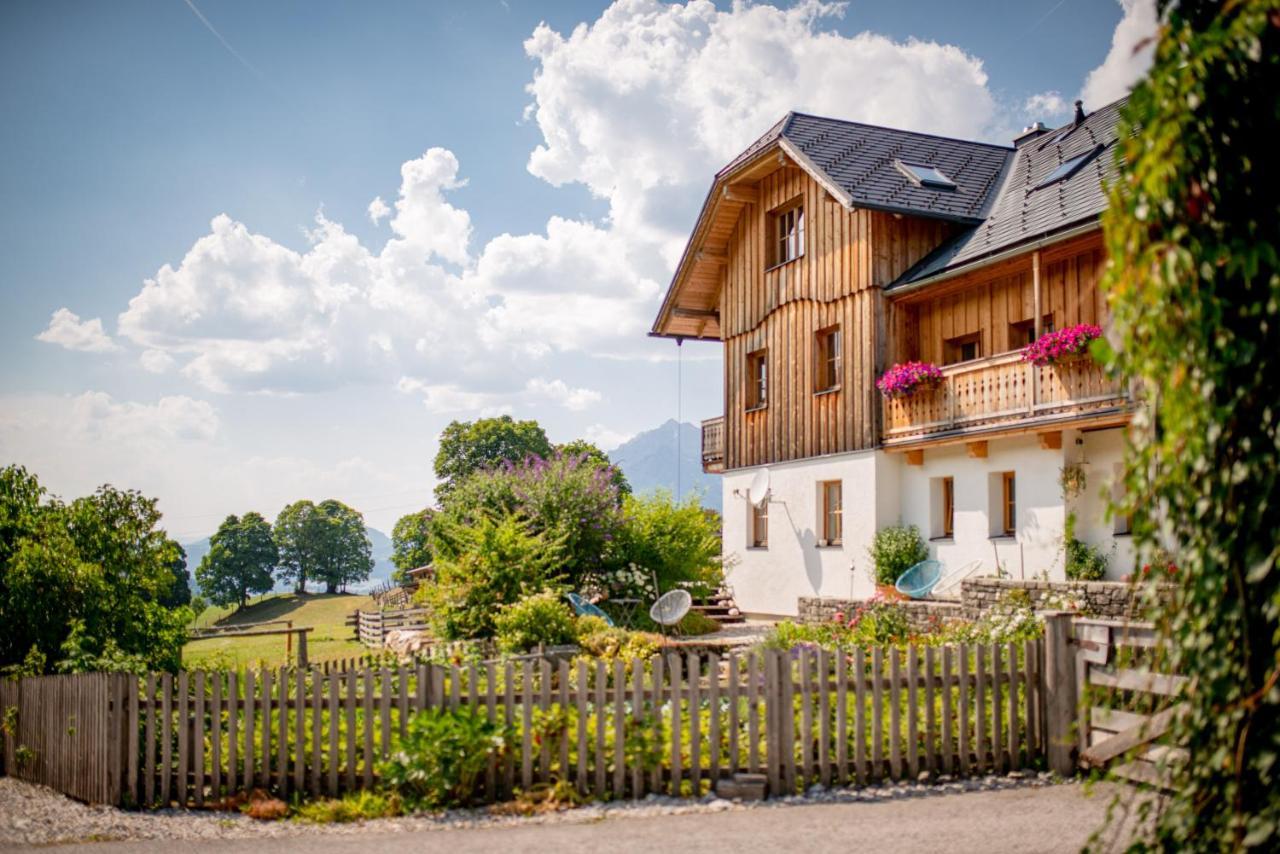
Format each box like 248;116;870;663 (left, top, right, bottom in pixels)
350;607;429;647
1;638;1047;807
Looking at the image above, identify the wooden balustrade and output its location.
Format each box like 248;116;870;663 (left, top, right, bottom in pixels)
883;354;1127;443
701;416;725;472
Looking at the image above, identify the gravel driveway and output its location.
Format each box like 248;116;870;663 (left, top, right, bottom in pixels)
0;775;1143;853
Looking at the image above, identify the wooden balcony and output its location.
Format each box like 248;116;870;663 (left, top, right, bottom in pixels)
701;416;725;473
882;352;1131;448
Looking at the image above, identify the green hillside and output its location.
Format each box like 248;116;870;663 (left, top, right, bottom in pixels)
183;592;373;669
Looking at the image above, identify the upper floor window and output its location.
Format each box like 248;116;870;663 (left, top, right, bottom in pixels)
819;480;843;546
746;349;768;409
769;200;805;267
815;326;842;392
944;333;981;365
1008;315;1055;348
894;159;957;190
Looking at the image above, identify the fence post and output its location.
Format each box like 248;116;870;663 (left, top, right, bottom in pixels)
1042;612;1078;776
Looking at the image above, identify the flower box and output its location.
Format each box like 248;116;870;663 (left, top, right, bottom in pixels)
1021;323;1103;367
877;361;944;398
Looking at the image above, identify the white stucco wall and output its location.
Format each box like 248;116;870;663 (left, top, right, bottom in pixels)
721;427;1137;616
722;450;890;617
897;435;1067;581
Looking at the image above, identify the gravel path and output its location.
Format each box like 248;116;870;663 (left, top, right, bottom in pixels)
0;773;1143;852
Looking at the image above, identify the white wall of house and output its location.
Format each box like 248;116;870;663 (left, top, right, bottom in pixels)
721;427;1137;616
897;435;1067;581
722;449;891;617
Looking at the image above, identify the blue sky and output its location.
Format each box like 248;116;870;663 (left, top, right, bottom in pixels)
0;0;1154;539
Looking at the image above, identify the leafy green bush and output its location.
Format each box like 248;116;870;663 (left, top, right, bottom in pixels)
416;512;565;640
1098;2;1280;846
431;451;623;588
574;616;661;661
867;525;928;586
295;790;401;823
678;610;720;636
493;590;579;653
607;492;722;596
377;707;511;810
1064;537;1109;581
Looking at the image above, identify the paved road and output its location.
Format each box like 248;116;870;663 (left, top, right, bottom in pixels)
24;784;1133;854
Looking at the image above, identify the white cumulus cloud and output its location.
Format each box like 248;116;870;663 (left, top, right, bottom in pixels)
367;195;391;224
524;377;602;411
36;308;121;353
1080;0;1158;108
1024;90;1071;119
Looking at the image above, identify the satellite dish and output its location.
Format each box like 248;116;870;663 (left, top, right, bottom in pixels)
747;468;771;507
649;589;692;627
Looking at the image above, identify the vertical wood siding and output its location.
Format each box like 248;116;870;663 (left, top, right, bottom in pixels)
719;166;950;470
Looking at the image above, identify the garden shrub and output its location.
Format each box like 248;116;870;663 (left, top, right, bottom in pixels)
1064;537;1109;581
1098;3;1280;847
606;492;722;596
677;609;720;636
574;616;661;662
493;590;580;653
378;707;511;810
295;790;401;823
416;512;565;640
867;525;928;587
431;451;623;588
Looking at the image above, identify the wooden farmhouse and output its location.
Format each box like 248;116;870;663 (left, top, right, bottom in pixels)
652;99;1136;616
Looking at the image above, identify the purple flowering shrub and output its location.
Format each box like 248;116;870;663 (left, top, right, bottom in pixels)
1020;323;1103;366
434;450;624;588
876;361;944;398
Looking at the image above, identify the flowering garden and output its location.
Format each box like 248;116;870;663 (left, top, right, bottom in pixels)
1019;323;1103;366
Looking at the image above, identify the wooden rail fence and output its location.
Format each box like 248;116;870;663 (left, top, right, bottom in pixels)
350;607;429;648
2;638;1047;807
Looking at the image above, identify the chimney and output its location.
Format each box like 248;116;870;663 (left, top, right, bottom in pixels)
1014;121;1048;147
1073;100;1086;127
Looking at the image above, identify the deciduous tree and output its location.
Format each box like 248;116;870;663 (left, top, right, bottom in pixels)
433;416;553;499
196;513;278;609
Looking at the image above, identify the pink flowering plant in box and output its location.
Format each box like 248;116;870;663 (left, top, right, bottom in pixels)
1020;323;1103;366
876;361;944;398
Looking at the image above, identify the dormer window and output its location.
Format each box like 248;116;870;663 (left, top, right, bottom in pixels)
1034;146;1102;190
895;160;956;190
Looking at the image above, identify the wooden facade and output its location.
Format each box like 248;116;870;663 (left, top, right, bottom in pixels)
720;166;951;470
663;151;1126;472
889;234;1109;365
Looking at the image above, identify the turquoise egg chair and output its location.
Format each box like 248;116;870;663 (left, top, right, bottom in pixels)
895;559;944;600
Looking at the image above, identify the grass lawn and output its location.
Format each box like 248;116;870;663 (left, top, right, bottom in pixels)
183;592;373;669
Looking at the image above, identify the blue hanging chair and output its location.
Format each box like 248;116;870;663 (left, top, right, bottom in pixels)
895;559;945;600
566;592;615;627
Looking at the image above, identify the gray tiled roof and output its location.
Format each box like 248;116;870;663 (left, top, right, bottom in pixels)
893;98;1127;286
729;113;1013;223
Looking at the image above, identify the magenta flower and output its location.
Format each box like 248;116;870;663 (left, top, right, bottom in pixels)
877;361;944;398
1021;323;1103;366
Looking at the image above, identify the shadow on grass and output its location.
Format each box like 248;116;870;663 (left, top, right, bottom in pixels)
213;592;360;627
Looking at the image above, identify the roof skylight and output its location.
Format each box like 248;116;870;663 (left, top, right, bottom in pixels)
1034;147;1101;190
894;160;956;190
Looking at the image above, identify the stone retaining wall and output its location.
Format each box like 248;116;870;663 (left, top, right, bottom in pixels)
797;596;964;632
798;578;1173;626
958;577;1172;621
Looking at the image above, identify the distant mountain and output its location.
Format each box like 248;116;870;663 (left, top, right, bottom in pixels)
609;419;722;513
180;526;397;596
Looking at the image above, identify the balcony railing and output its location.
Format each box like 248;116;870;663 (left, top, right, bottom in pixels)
701;416;725;472
882;352;1129;444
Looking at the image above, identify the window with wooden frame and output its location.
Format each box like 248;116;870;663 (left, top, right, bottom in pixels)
746;349;768;409
819;480;843;546
1008;315;1055;348
768;200;805;267
815;326;842;392
1112;463;1132;536
942;476;955;538
1001;471;1017;537
943;332;981;365
750;500;769;548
